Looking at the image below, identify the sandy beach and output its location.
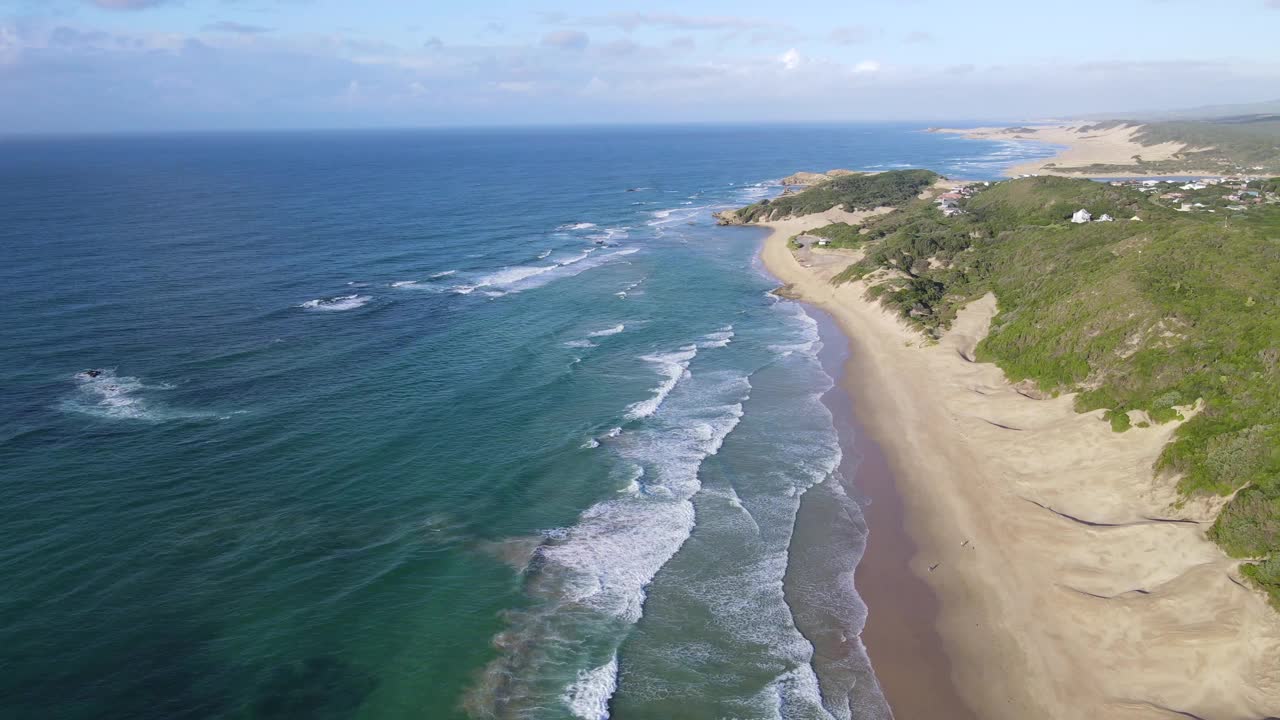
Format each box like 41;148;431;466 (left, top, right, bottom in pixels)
932;124;1209;178
756;210;1280;719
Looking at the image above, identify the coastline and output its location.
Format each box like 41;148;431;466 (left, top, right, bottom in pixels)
809;308;976;720
755;212;1280;719
931;124;1219;178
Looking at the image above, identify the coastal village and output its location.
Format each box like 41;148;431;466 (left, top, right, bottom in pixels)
933;182;987;217
932;175;1278;221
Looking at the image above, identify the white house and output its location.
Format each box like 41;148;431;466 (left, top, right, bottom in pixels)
1097;214;1114;222
1071;209;1092;224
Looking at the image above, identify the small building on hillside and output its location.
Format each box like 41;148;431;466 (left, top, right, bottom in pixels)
1097;214;1114;222
1071;209;1092;224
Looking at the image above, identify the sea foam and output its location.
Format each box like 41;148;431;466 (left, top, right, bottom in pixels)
624;345;697;420
468;363;751;718
587;324;625;338
562;655;618;720
65;369;210;422
451;247;638;296
299;294;372;311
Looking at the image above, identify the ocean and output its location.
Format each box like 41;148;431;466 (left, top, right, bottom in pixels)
0;125;1056;719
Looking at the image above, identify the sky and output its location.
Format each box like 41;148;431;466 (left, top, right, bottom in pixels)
1;0;1279;132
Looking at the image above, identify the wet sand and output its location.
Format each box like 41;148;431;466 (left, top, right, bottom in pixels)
812;309;977;720
756;211;1280;719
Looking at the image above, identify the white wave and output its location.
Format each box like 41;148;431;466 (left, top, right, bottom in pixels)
587;324;625;338
559;222;597;231
733;180;778;204
556;248;596;266
66;369;208;422
451;248;637;297
767;301;821;357
299;294;372;311
587;227;631;243
625;344;698;420
469;371;752;716
536;249;552;260
699;326;735;349
390;280;419;288
646;205;711;227
618;465;644;494
536;371;750;623
615;276;646;299
581;438;601;449
762;664;839;720
429;270;457;279
564;339;596;349
562;655;617;720
477;264;559;286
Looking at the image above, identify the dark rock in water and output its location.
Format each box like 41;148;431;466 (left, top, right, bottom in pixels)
86;369;102;378
770;284;801;300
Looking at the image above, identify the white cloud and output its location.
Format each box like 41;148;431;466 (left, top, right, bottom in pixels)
853;60;881;74
779;48;803;71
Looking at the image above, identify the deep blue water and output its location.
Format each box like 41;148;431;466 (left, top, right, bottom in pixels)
0;125;1054;719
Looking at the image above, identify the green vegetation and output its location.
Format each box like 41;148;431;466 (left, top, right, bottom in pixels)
737;171;1280;604
1104;409;1132;433
806;222;866;246
735;170;937;223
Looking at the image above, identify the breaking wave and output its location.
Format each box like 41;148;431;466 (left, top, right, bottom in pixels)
298;294;372;311
451;248;639;296
587;324;625;338
63;369;212;422
624;345;697;420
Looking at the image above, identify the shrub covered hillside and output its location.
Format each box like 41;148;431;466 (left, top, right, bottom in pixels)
773;175;1280;605
734;169;938;223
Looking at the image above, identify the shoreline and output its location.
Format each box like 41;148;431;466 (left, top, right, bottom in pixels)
809;308;976;719
931;124;1221;178
754;212;1280;718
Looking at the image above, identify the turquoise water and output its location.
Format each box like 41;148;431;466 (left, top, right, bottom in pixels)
0;126;1054;719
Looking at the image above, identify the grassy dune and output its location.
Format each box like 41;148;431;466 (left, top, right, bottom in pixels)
733;169;937;223
746;171;1280;603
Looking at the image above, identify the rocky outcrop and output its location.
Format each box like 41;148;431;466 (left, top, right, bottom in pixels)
779;169;859;186
713;209;745;226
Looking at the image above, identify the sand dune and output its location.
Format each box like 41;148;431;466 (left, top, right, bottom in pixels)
757;212;1280;719
934;124;1197;177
